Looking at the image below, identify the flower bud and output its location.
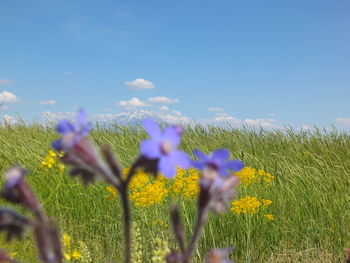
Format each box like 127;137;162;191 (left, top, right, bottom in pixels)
0;208;30;241
2;167;42;217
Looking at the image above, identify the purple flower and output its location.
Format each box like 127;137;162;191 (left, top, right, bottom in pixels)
192;149;243;177
52;108;92;151
140;119;190;178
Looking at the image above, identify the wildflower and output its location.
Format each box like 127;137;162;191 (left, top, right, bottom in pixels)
0;208;29;241
169;168;200;198
1;167;42;216
151;238;171;263
261;199;272;207
192;149;243;213
129;169;150;191
33;218;63;263
234;167;258;187
52;109;92;152
106;186;117;200
41;150;57;168
231;196;273;215
261;172;275;184
192;149;243;179
129;179;168;207
231;196;262;214
52;109;109;185
140;119;190;178
62;233;82;260
234;167;275;186
264;214;274;220
41;150;66;172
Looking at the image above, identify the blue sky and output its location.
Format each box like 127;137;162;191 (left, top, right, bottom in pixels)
1;0;350;129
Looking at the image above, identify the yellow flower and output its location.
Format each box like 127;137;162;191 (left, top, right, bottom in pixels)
63;233;71;249
169;167;199;198
130;179;168;207
231;196;273;215
264;214;274;220
71;250;81;259
231;196;262;214
106;186;117;200
234;167;275;186
62;233;82;261
41;150;65;170
234;167;258;187
129;169;150;191
261;199;273;207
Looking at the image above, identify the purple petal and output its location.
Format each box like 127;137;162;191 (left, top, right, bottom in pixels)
226;160;244;172
192;160;204;170
159;156;176;178
56;119;75;135
212;149;230;162
193;149;207;161
76;108;87;126
170;150;190;169
140;139;161;159
162;126;180;147
52;140;62;151
142;119;161;138
80;122;92;136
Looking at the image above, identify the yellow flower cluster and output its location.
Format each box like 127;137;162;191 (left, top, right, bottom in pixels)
106;167;201;207
62;233;81;261
130;178;168;207
41;150;65;172
169;168;199;198
234;167;275;187
263;214;274;220
231;196;272;215
106;186;117;200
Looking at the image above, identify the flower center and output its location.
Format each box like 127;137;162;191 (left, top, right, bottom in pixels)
161;140;173;155
207;161;219;171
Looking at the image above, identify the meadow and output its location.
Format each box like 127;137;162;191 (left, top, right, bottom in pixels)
0;122;349;262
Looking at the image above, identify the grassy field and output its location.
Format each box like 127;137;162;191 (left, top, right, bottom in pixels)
0;123;349;262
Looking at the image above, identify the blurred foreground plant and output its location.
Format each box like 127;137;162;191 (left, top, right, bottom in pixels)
0;109;244;263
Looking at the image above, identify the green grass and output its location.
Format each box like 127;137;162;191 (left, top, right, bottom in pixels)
0;123;349;262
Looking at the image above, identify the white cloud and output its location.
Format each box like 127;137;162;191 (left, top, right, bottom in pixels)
3;114;19;125
213;112;241;125
64;72;73;75
0;104;8;110
300;125;311;130
147;96;179;104
159;105;169;111
243;118;278;128
125;79;155;90
336;118;350;126
0;91;19;103
117;97;150;108
208;107;224;112
172;110;182;116
40;100;56;105
0;79;12;85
